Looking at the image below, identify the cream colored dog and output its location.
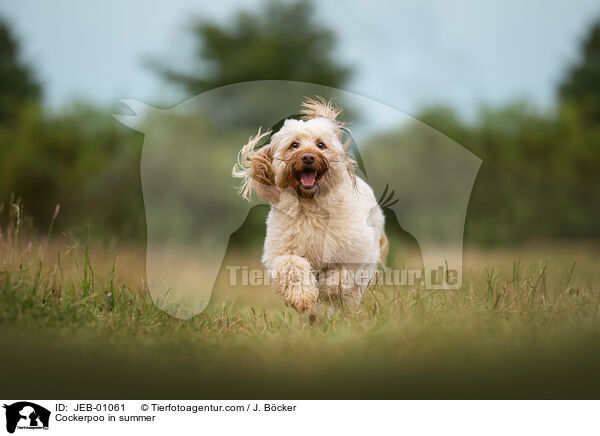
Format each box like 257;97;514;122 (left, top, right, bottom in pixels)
233;97;388;313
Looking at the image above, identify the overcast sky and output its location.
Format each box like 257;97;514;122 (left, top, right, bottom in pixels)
1;0;599;119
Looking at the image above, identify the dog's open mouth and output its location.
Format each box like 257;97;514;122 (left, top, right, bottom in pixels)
298;169;321;190
299;169;317;190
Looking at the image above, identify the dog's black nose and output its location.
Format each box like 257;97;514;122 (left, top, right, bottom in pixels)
301;153;315;165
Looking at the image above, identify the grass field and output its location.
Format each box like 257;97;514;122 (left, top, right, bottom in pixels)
1;206;600;398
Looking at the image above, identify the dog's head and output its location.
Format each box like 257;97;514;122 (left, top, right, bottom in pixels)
233;97;356;202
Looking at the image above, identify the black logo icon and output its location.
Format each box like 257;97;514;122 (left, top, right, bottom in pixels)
3;402;50;434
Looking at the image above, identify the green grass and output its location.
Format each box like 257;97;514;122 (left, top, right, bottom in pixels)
1;206;600;398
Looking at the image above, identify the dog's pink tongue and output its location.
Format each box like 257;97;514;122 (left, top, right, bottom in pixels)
300;171;317;187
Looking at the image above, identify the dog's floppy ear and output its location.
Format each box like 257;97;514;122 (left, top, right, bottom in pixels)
232;128;278;202
249;144;278;202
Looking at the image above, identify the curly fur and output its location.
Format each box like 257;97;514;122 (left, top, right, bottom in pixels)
233;97;387;313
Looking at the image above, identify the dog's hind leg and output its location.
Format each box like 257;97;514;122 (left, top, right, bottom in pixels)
318;264;377;310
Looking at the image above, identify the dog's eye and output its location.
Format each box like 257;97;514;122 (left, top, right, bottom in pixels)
290;141;299;149
317;142;326;149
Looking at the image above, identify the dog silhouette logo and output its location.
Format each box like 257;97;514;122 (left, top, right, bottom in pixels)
3;402;50;433
115;81;481;319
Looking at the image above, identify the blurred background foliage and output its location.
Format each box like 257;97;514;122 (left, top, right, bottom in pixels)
150;0;351;94
0;0;599;246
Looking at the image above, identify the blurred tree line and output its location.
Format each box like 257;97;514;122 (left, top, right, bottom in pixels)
420;20;600;243
0;1;599;245
0;19;145;239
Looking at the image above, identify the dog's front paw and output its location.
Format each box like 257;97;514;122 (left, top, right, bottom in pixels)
285;289;318;313
280;276;318;313
270;255;318;313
